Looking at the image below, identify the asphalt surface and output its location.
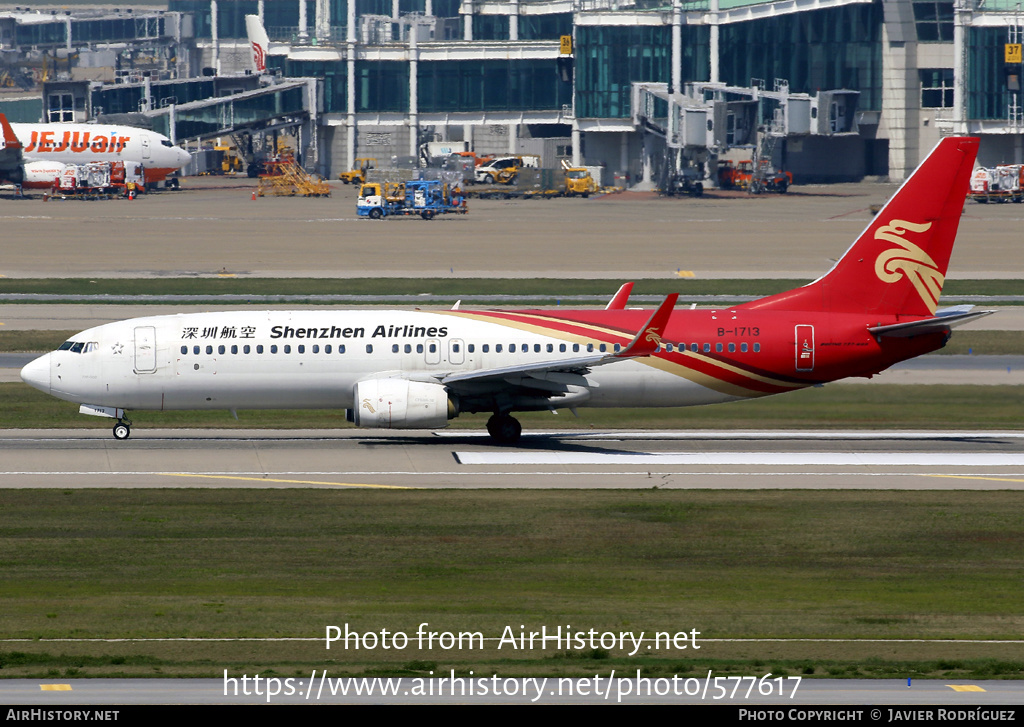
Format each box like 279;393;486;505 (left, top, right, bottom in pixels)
1;178;1022;279
1;429;1022;490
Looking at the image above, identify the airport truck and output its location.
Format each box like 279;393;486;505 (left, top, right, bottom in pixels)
357;179;467;220
970;164;1024;203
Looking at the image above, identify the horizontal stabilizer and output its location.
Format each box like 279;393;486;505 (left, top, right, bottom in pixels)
868;310;995;338
605;282;634;310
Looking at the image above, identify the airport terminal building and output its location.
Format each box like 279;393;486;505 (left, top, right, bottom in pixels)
3;0;1024;183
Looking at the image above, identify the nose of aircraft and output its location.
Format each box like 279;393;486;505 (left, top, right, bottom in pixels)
20;353;50;394
177;146;191;167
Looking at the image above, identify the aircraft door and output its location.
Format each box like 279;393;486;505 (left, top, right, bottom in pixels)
795;325;814;371
141;134;151;159
134;326;157;373
448;338;464;365
424;339;441;365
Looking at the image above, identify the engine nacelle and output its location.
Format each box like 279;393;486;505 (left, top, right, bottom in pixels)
22;160;67;188
351;378;455;429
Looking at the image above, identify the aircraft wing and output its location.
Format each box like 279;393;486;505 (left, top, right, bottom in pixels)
441;294;678;391
868;308;995;338
0;113;24;182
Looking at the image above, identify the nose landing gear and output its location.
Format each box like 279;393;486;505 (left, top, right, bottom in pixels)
112;417;132;440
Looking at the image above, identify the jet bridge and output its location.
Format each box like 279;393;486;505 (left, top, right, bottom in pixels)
632;80;860;187
88;76;319;173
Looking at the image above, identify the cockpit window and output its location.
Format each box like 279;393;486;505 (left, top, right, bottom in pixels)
57;341;97;353
161;139;174;147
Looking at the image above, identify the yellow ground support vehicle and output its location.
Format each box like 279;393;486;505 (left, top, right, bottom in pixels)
338;157;377;185
564;167;598;197
257;155;332;197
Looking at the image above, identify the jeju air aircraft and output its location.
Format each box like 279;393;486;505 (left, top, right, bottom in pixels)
20;137;991;444
0;112;191;190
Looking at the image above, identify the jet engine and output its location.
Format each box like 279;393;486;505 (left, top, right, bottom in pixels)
350;378;456;429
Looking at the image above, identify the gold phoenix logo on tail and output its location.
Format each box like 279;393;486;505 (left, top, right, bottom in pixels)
873;219;943;314
644;327;662;345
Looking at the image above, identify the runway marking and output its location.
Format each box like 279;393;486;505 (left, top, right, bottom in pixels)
924;475;1024;484
454;452;1024;467
159;473;415;489
2;470;1024;479
432;430;1024;440
39;685;71;691
947;685;986;692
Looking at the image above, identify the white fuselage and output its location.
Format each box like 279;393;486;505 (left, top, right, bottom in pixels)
20;310;737;416
10;122;190;186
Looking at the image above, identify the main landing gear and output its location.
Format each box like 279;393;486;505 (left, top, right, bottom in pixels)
112;417;132;440
486;413;522;445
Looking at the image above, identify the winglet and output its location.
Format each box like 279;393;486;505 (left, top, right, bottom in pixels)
0;113;21;152
617;294;677;357
605;282;634;310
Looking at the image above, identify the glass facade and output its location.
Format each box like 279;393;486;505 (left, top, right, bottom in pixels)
473;15;510;41
968;26;1012;120
357;61;408;112
170;86;307;138
576;24;708;118
275;59;348;112
169;0;323;38
418;59;570;112
913;1;954;43
91;80;218;115
920;68;954;108
15;21;66;46
718;3;882;111
519;13;572;41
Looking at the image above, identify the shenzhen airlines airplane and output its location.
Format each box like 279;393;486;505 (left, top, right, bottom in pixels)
20;137;991;443
0;113;191;189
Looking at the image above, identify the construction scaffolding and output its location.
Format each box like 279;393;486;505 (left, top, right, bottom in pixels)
257;155;332;197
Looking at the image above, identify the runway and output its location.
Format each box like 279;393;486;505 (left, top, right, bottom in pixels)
2;429;1023;489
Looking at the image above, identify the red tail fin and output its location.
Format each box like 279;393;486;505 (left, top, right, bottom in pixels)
0;113;21;152
744;137;979;316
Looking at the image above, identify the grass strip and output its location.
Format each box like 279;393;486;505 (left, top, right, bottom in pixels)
1;490;1022;677
0;382;1020;430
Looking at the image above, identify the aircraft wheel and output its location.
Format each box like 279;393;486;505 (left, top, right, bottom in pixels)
369;208;383;220
486;414;522;445
113;422;131;440
421;210;434;220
